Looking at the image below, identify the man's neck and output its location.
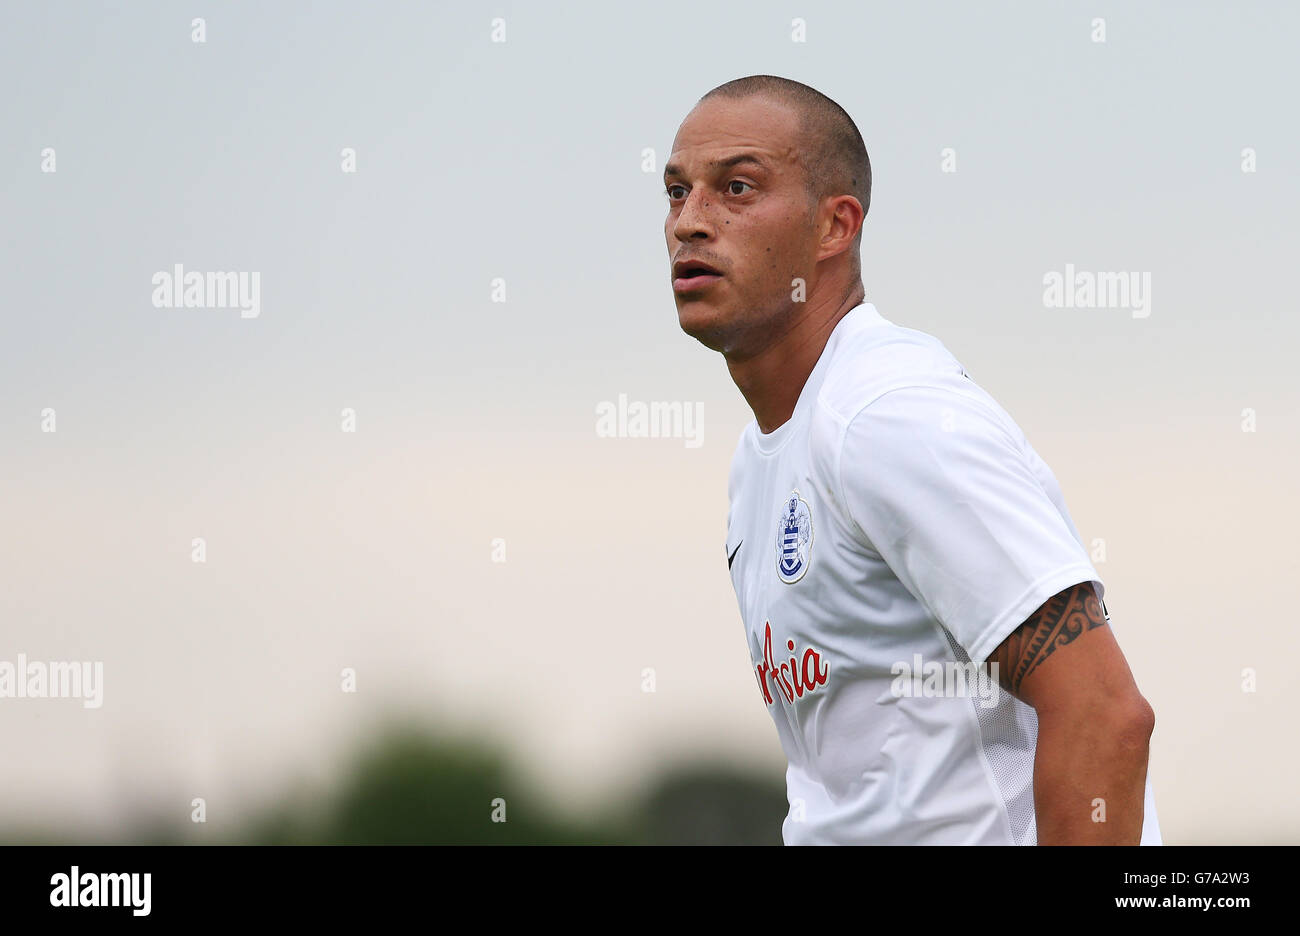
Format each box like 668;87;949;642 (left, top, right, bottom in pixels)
726;284;866;434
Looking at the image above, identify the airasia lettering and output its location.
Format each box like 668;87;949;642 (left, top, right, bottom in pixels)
754;621;829;706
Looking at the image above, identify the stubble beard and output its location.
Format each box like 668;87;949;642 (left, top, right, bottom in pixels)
682;290;800;361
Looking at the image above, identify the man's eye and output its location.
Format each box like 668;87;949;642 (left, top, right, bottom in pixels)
728;180;753;195
666;184;686;200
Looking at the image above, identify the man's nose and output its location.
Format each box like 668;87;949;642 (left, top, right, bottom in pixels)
673;189;714;242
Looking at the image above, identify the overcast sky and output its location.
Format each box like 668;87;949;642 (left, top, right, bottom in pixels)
1;1;1297;843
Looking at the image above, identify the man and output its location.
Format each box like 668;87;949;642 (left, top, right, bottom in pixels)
664;75;1160;845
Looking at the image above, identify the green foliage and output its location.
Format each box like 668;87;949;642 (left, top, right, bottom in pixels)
2;721;786;846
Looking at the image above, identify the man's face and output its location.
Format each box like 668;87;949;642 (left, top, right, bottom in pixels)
664;95;819;357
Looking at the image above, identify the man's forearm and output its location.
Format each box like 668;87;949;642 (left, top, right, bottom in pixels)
1031;700;1154;844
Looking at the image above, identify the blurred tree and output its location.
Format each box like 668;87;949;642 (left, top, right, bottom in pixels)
1;722;787;846
308;726;609;845
632;766;787;845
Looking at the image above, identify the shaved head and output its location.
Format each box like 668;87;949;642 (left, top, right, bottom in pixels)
699;75;871;262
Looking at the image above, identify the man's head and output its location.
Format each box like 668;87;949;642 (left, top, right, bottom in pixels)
664;76;870;358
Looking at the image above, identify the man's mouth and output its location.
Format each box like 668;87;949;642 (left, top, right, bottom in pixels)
672;259;724;294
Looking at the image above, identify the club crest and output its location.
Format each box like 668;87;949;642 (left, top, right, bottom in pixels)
775;490;813;584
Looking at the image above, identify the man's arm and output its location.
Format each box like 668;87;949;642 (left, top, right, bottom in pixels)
988;581;1155;845
828;385;1156;843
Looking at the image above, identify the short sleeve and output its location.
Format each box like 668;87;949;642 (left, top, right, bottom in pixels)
836;385;1102;663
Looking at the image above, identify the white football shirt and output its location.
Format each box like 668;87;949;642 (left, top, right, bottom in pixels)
725;301;1161;845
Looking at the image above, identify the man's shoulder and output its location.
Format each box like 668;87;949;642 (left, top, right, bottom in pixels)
815;319;968;428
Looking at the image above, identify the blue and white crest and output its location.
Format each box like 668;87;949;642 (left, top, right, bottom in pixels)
775;490;813;584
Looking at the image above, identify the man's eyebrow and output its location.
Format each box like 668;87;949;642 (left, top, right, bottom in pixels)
663;152;772;182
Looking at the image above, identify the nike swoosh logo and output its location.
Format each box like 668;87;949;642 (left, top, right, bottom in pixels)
727;540;743;569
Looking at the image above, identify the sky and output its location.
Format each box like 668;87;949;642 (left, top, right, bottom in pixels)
1;0;1297;843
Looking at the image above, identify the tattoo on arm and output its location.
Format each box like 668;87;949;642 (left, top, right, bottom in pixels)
989;582;1108;696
